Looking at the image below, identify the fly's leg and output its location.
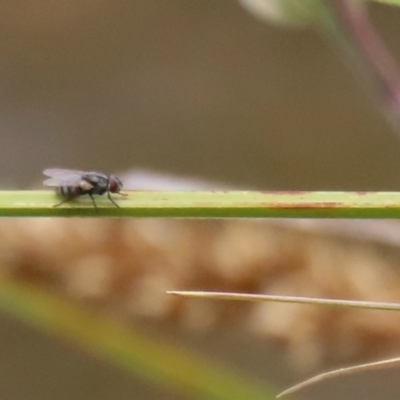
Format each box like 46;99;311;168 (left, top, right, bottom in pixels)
107;191;120;208
53;197;72;208
54;187;80;208
89;194;98;211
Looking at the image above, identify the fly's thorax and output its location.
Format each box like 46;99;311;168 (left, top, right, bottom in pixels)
79;180;94;192
81;173;109;195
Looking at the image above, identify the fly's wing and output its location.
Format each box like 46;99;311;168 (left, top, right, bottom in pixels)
43;169;84;187
43;168;85;177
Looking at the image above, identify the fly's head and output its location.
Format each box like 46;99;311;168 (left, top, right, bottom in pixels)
108;175;123;193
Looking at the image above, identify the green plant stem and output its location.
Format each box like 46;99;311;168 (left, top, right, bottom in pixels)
3;190;400;218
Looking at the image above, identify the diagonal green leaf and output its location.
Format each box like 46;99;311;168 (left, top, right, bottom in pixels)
0;278;277;400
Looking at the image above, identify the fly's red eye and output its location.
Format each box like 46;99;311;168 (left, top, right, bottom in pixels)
109;176;121;193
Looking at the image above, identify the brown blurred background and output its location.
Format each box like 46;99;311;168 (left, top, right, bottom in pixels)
2;1;400;400
1;1;400;190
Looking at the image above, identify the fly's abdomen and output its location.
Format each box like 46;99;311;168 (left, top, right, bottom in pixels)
57;186;82;199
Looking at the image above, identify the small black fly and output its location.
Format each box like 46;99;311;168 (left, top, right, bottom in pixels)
43;169;126;209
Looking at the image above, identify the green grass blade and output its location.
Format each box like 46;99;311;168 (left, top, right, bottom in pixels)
0;278;277;400
3;190;400;217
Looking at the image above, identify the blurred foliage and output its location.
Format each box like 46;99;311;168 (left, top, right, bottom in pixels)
239;0;400;27
375;0;400;5
238;0;332;27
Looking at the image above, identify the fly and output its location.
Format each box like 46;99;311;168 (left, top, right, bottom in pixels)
43;168;126;209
